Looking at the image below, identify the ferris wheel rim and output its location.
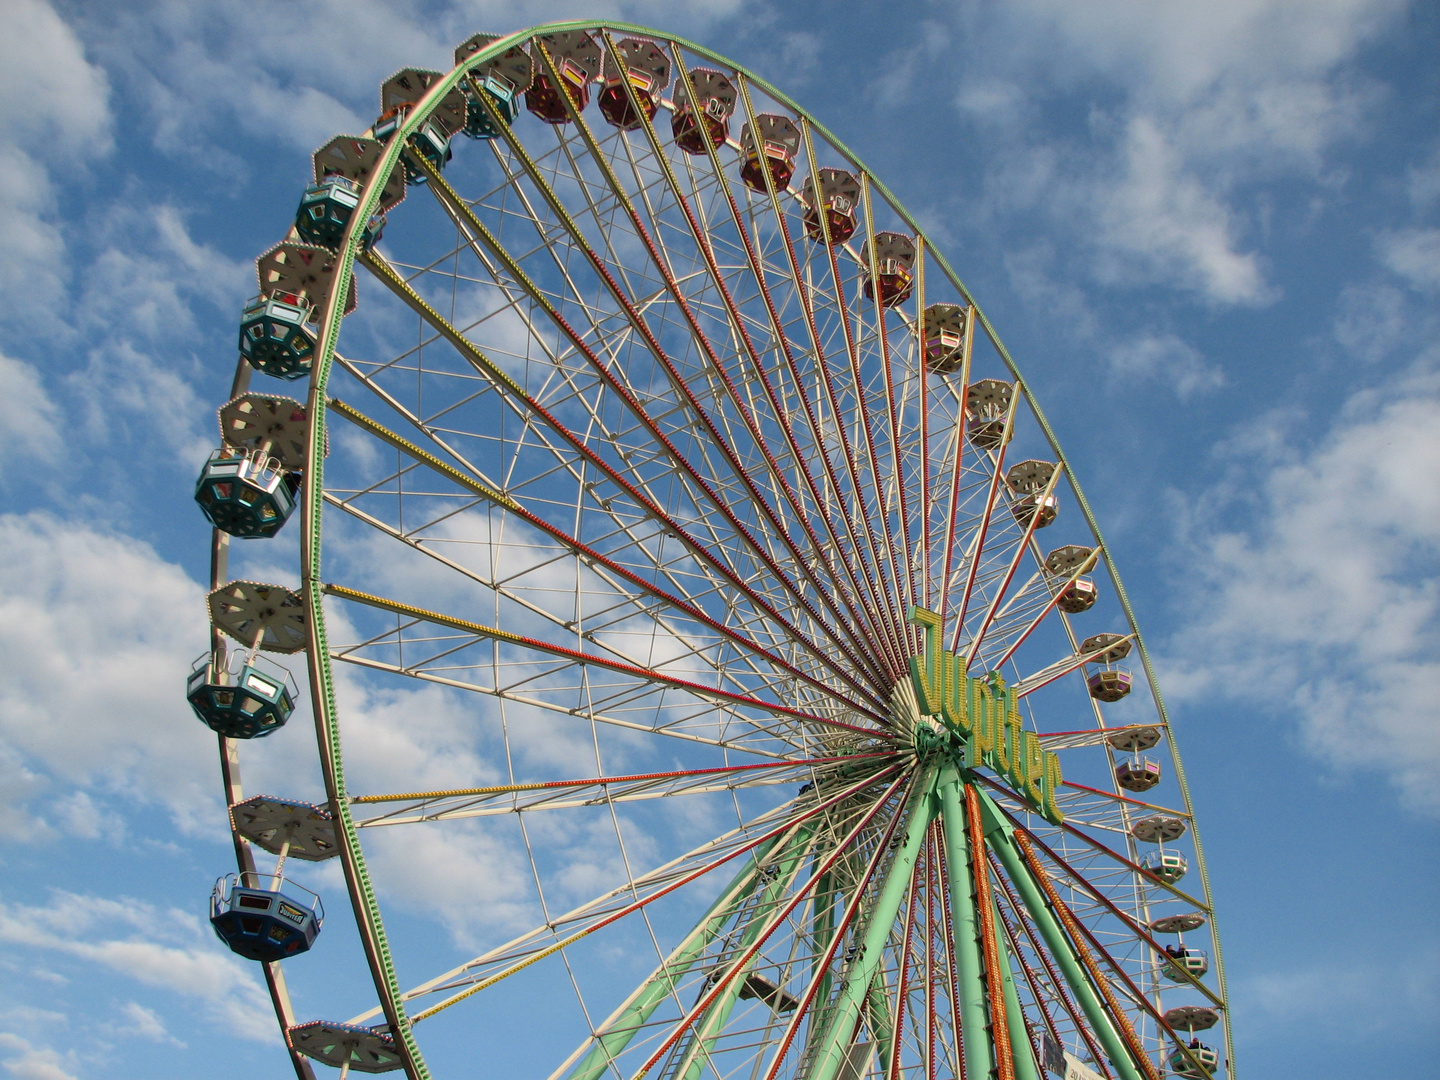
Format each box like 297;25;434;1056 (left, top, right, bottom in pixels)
190;19;1247;1080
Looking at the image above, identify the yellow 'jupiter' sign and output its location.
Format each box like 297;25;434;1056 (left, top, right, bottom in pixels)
908;607;1064;824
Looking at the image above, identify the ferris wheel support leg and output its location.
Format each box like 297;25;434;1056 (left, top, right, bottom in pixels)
937;771;993;1080
974;791;1145;1080
993;902;1042;1080
804;773;935;1080
865;974;895;1071
673;827;815;1080
568;836;783;1080
809;868;835;1011
799;871;895;1071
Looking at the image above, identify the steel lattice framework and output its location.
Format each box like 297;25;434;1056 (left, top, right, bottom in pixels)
198;21;1233;1080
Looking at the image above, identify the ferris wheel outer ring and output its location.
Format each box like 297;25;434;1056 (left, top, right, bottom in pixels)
260;19;1238;1080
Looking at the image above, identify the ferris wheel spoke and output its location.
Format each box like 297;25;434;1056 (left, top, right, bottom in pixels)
355;248;888;695
666;60;910;662
947;402;1022;653
520;52;884;675
594;44;905;673
935;409;975;631
1011;633;1136;698
1011;833;1203;1080
1003;820;1222;1012
323;400;887;716
983;548;1103;674
722;74;912;667
328;624;875;760
644;771;917;1080
348;755;885;826
630;820;819;1080
476;83;833;573
360;256;892;702
323;583;891;748
851;174;921;650
783;120;912;659
385;765;907;1031
1054;779;1193;826
961;462;1065;670
313;499;808;712
990;860;1114;1080
979;779;1206;910
783;116;917;655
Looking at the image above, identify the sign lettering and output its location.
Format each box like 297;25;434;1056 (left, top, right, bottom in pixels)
908;606;1064;824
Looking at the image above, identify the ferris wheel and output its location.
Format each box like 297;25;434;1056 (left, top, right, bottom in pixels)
188;21;1233;1080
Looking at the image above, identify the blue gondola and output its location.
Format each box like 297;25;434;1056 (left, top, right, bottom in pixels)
373;106;451;184
238;291;316;381
464;73;523;138
210;872;323;962
194;447;300;538
186;650;296;739
294;174;386;250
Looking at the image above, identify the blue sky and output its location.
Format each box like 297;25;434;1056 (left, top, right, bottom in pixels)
0;1;1436;1079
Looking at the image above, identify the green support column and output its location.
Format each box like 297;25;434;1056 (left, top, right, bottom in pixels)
865;967;895;1072
671;827;815;1080
975;790;1145;1080
811;867;835;1012
570;837;779;1080
994;899;1041;1080
806;771;936;1080
937;770;993;1080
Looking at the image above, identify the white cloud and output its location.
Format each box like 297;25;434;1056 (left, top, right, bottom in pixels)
0;509;550;945
1240;941;1439;1041
76;204;250;343
0;891;274;1043
988;0;1404;107
64;340;212;472
364;822;536;946
1333;283;1408;362
79;0;749;160
1107;331;1225;397
951;0;1407;305
1164;354;1440;811
0;0;113;322
1379;228;1440;292
0;0;111;153
116;1001;183;1046
0;747;53;843
0;513;218;836
0;355;61;478
0;1033;78;1080
1003;244;1221;397
1408;141;1440;209
0;148;69;314
1095;116;1271;304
